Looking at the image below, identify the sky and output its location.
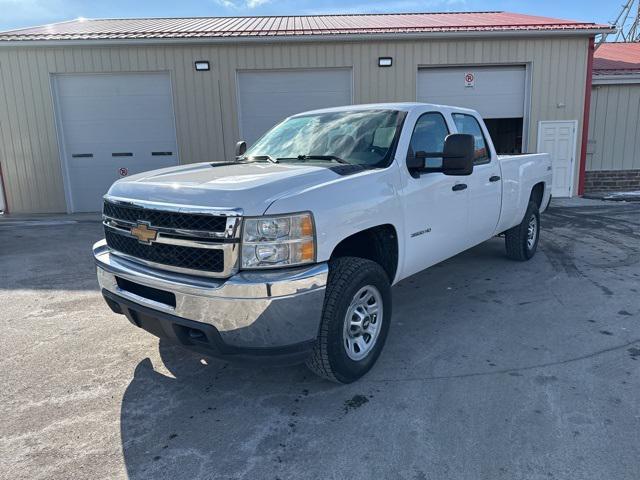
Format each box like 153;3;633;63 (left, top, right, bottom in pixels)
0;0;618;32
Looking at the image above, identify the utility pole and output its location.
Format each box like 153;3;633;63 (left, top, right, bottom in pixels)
597;0;640;47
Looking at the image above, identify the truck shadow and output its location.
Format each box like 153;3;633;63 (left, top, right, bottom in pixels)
119;340;333;479
117;239;517;479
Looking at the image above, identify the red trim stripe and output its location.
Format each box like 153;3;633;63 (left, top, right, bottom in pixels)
578;37;594;197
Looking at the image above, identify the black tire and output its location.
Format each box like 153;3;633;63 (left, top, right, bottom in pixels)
505;200;540;261
306;257;391;384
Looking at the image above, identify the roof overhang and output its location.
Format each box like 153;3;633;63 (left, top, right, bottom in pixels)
0;27;615;48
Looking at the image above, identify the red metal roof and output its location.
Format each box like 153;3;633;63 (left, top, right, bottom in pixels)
594;43;640;74
0;12;612;42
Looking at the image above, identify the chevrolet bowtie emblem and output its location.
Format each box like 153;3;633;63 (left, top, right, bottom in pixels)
130;223;158;244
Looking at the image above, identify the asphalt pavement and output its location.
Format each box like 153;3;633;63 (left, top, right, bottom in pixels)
1;200;639;480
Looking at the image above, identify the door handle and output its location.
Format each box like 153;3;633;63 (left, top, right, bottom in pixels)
452;183;467;191
489;175;501;182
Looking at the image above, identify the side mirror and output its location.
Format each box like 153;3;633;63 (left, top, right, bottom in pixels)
235;140;247;158
440;133;475;176
407;133;475;176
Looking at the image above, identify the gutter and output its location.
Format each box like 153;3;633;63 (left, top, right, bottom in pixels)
0;27;615;48
593;73;640;85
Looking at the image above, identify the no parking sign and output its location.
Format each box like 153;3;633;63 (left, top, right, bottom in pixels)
464;72;475;88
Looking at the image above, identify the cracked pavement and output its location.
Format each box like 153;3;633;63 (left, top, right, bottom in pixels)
1;200;639;479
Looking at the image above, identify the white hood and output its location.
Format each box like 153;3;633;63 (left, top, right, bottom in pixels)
106;161;342;215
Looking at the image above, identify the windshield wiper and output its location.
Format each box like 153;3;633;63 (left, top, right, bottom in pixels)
280;155;349;165
238;155;279;164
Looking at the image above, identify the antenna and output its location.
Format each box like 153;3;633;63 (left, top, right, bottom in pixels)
598;0;640;47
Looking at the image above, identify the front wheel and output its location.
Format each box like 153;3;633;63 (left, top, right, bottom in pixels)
504;200;540;261
306;257;391;383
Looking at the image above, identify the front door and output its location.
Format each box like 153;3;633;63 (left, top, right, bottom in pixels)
401;112;470;278
537;121;577;198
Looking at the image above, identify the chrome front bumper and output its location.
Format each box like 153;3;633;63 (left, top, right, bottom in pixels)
93;240;328;352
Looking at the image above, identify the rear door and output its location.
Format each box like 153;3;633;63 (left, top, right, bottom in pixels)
452;112;502;245
401;111;469;278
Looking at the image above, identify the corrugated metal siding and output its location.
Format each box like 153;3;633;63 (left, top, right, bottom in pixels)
0;36;589;213
587;83;640;171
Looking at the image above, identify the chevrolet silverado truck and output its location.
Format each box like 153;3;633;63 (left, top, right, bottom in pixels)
93;103;552;383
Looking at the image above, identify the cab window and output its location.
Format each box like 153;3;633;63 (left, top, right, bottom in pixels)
408;113;449;169
452;113;490;164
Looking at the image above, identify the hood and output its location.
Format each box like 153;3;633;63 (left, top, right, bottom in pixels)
106;161;342;215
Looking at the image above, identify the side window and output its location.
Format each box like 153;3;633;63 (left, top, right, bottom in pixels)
452;113;490;164
408;113;449;168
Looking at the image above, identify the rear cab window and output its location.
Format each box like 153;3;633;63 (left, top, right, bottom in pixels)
452;113;491;164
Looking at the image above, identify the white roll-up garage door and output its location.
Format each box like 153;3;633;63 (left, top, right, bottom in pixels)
237;68;352;145
417;65;526;119
53;73;179;212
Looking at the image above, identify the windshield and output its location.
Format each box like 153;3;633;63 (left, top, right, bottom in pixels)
243;109;403;168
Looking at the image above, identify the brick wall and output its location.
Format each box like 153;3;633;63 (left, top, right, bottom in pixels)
584;170;640;193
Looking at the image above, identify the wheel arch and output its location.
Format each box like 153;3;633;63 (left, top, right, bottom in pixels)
530;182;545;209
329;224;399;283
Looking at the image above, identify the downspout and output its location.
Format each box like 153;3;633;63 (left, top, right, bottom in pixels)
0;162;8;214
578;36;595;196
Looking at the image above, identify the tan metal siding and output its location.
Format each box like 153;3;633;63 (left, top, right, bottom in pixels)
588;83;640;171
0;36;589;213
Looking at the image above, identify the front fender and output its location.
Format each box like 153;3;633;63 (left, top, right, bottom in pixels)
263;167;404;271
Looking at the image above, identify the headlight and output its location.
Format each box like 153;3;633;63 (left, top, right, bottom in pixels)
241;212;316;269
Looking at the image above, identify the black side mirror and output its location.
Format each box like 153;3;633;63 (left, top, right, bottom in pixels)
407;133;475;176
235;140;247;158
441;133;475;176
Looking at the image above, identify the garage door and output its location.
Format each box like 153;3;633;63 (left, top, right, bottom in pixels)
418;66;527;153
237;68;352;145
53;73;179;212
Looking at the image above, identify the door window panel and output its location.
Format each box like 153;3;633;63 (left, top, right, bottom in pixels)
453;113;490;164
408;113;449;169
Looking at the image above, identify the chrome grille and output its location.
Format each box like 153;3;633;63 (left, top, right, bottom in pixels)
105;229;225;273
103;201;227;232
102;197;242;278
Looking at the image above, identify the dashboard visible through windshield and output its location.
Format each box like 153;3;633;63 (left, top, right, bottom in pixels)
242;109;405;168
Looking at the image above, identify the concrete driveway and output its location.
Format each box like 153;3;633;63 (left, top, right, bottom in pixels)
1;201;639;480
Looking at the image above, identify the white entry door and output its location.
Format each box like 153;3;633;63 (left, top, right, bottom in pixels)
537;121;578;198
237;68;352;145
53;73;179;212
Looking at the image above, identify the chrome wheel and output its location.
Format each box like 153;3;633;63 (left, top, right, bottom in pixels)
527;214;538;250
343;285;383;361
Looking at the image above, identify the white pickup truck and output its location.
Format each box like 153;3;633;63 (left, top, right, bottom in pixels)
93;103;552;383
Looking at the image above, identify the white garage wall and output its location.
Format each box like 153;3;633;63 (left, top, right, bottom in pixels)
417;66;526;119
52;72;179;212
0;36;590;212
237;68;352;144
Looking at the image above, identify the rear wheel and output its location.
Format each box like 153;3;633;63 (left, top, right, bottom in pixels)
306;257;391;383
505;201;540;261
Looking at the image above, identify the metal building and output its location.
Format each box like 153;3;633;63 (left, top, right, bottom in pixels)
585;43;640;193
0;12;611;213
